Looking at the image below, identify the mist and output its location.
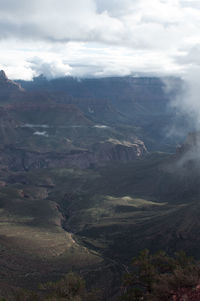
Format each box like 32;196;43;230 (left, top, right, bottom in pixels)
164;63;200;164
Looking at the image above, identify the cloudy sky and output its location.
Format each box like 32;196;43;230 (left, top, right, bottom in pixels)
0;0;200;79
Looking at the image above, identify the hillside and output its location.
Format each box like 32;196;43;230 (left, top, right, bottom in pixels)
17;75;185;152
0;71;199;299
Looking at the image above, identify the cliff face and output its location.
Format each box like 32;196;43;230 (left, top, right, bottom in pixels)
18;76;170;120
0;72;148;171
0;70;24;103
0;138;147;171
0;70;23;89
17;74;184;152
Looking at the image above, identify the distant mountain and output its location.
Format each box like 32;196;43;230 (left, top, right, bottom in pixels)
17;76;175;120
0;72;148;170
17;75;185;151
0;71;189;175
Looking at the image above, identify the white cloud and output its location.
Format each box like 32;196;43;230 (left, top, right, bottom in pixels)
0;0;200;80
0;0;198;48
29;57;72;79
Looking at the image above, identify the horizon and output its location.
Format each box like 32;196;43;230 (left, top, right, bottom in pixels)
0;68;181;81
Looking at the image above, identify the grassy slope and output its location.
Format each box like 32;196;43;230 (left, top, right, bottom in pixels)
0;182;102;290
33;152;200;263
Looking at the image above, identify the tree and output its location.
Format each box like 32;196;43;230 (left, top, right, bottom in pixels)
2;272;98;301
40;272;87;301
120;250;200;301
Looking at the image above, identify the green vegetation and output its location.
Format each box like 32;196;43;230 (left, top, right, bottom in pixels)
1;251;200;301
121;250;200;301
1;272;98;301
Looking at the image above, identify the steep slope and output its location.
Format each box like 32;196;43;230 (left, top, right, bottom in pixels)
17;76;172;120
0;106;147;171
0;73;148;171
40;135;200;265
18;75;184;151
0;70;25;103
0;179;104;291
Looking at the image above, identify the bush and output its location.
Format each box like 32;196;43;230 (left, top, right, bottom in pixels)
1;272;98;301
120;250;200;301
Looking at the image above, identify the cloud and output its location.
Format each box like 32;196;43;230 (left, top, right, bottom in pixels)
0;0;124;44
95;0;135;17
33;131;48;137
176;45;200;66
0;0;200;80
164;44;200;134
0;0;197;48
29;57;72;79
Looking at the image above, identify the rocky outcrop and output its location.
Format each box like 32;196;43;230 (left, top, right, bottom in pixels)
93;138;147;163
0;70;23;90
0;70;25;103
0;137;147;171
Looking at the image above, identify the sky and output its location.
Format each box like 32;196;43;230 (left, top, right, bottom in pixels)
0;0;200;79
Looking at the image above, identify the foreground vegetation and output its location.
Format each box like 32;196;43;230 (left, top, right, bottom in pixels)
121;250;200;301
0;272;97;301
1;250;200;301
